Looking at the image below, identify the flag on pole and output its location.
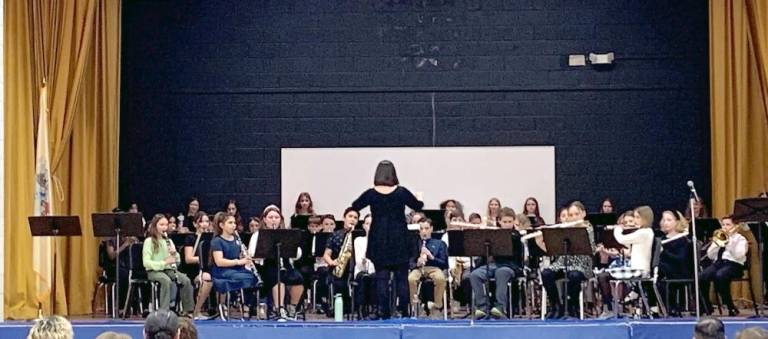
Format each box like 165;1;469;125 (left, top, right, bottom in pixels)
33;80;53;305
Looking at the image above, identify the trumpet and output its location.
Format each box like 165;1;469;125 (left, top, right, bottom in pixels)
712;229;730;247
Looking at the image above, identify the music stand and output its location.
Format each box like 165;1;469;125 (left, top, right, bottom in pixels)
253;229;302;320
541;227;592;319
92;212;143;318
692;219;721;241
291;215;310;230
586;213;618;226
463;229;518;318
28;216;82;316
422;209;448;231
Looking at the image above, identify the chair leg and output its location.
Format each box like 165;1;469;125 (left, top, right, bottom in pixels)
652;282;666;317
637;282;651;318
579;284;584;320
239;289;246;321
92;282;103;318
110;283;117;318
122;283;134;320
540;285;547;320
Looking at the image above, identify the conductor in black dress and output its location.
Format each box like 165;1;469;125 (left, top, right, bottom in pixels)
352;160;424;319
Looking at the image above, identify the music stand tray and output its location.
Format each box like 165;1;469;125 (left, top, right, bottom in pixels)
693;218;721;241
586;213;618;226
28;216;82;316
253;229;303;259
422;209;448;231
733;198;768;223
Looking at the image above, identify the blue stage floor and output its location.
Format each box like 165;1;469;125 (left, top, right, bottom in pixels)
1;318;767;339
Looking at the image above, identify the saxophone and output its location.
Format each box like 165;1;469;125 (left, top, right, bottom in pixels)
332;232;353;278
450;258;466;290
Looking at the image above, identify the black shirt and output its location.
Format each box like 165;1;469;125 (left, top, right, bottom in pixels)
352;186;424;267
325;229;351;259
659;236;693;279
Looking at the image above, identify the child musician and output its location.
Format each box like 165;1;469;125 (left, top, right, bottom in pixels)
210;212;260;318
408;218;449;318
183;211;215;320
323;207;359;316
142;214;195;315
251;205;305;319
535;201;596;319
700;215;748;316
354;214;377;319
470;207;523;319
658;210;692;317
596;206;654;319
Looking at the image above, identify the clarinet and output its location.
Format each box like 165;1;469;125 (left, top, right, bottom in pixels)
162;232;178;270
234;231;262;281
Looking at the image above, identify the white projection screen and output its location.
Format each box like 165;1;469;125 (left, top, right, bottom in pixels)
281;146;556;226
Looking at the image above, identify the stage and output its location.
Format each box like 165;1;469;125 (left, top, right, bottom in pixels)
2;318;767;339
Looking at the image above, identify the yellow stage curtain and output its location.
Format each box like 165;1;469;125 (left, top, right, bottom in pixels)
710;0;768;306
710;0;768;215
3;0;120;318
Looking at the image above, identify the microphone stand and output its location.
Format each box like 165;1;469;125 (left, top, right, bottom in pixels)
689;195;701;319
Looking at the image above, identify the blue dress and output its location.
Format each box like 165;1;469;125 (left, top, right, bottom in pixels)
210;235;259;291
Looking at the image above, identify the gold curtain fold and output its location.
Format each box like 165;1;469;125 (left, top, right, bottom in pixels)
4;0;121;318
709;0;768;307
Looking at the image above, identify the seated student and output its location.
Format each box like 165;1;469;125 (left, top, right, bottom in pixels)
468;213;483;225
253;205;305;319
443;216;474;309
486;198;502;226
523;197;546;226
321;214;337;233
700;215;748;316
302;215;332;313
595;211;634;270
535;201;596;319
354;214;377;319
99;233;137;314
142;214;195;315
470;207;524;319
183;211;216;320
210;211;260;318
322;207;359;316
408;218;449;318
597;206;654;319
293;192;315;217
657;210;693;317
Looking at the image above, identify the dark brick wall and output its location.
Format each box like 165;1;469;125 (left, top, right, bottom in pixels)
120;0;710;220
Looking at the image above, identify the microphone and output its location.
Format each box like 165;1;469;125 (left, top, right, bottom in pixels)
687;180;701;202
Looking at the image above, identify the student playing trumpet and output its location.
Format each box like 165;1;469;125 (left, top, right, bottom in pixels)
700;215;748;316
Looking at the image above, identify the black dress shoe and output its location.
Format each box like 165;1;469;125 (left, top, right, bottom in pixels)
728;308;740;317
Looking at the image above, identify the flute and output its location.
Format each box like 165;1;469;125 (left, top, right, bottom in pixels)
519;220;584;241
447;221;499;230
661;232;689;245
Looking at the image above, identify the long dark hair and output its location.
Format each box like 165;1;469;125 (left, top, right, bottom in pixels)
374;160;399;186
147;214;168;255
294;192;314;215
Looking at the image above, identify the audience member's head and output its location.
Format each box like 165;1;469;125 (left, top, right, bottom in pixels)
144;310;179;339
26;315;73;339
177;317;198;339
736;327;768;339
96;331;132;339
694;317;725;339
